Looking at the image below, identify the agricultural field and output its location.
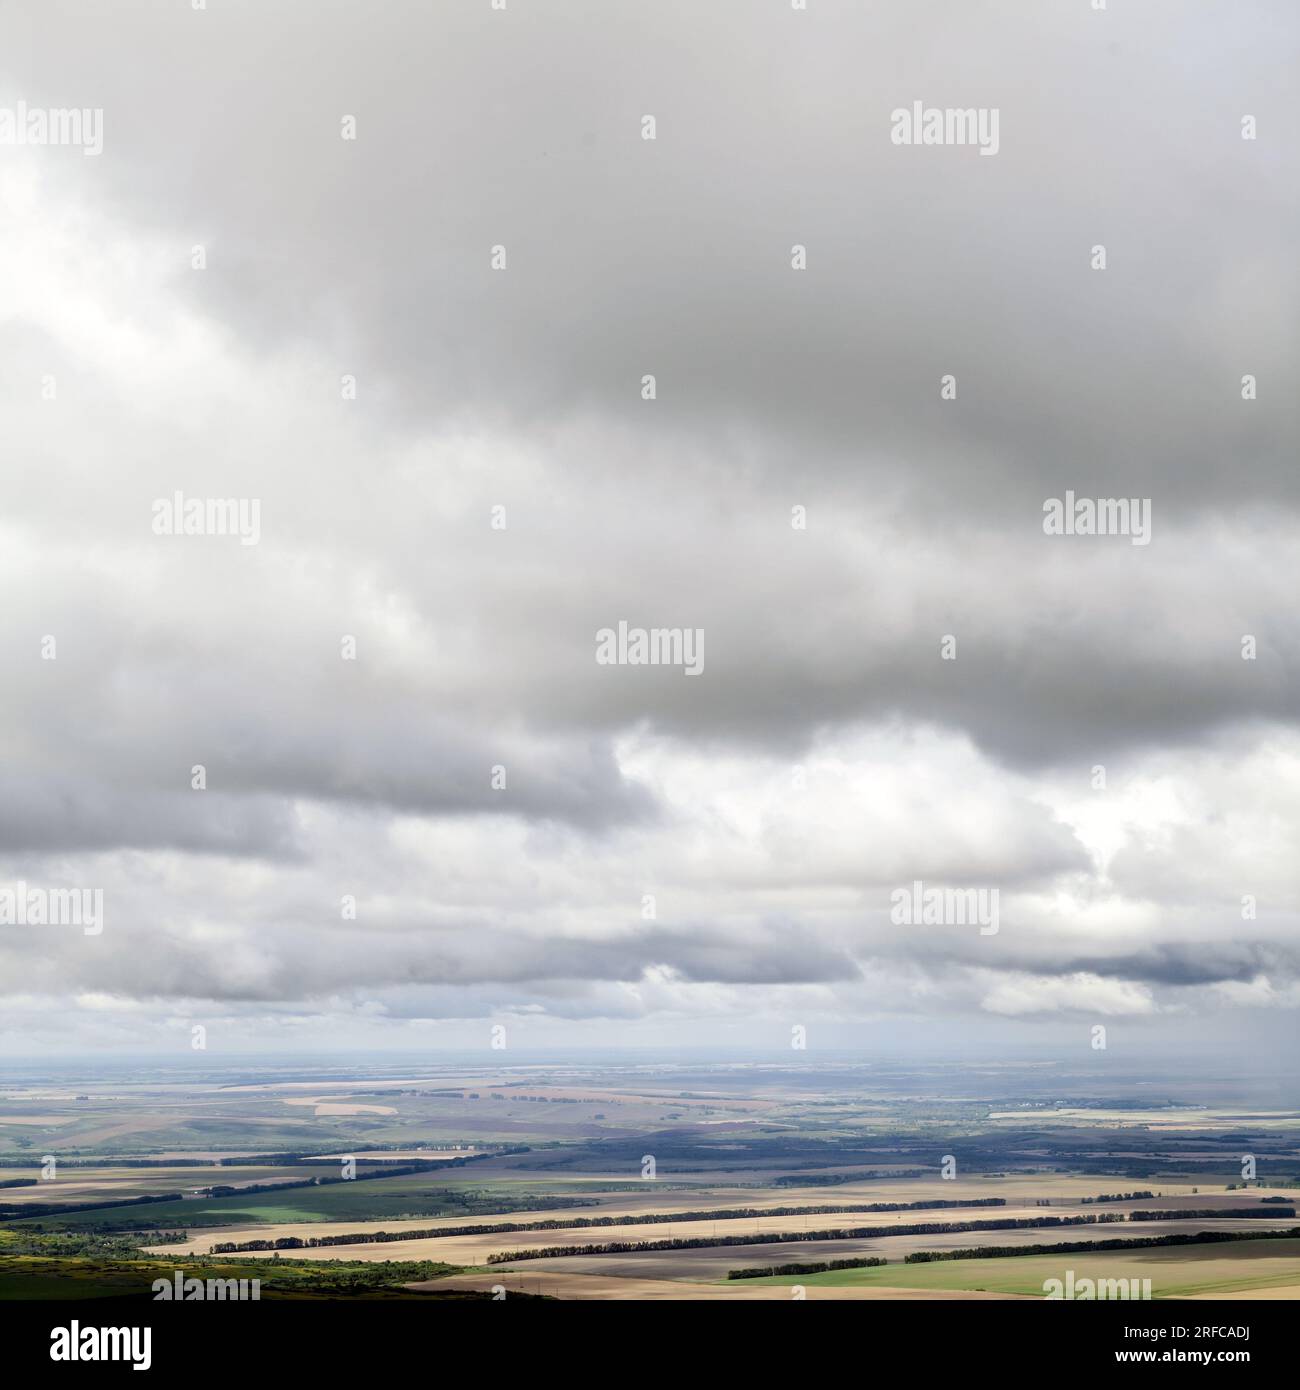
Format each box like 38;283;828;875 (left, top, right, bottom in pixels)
0;1163;341;1210
727;1238;1300;1299
3;1056;1299;1300
10;1173;585;1232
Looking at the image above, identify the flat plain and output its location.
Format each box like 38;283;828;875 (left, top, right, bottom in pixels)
3;1056;1298;1300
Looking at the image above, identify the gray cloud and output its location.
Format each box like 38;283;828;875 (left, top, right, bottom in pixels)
0;0;1295;1050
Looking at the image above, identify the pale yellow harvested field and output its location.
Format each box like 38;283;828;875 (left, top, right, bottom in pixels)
1;1164;315;1207
0;1093;82;1102
720;1176;1209;1205
147;1188;1021;1252
469;1085;773;1109
219;1077;768;1109
241;1217;1290;1273
93;1152;284;1162
150;1201;1071;1258
147;1175;1271;1258
3;1177;182;1204
437;1167;1210;1204
153;1204;1265;1266
282;1100;398;1116
490;1222;1300;1284
437;1085;770;1109
220;1078;444;1093
989;1108;1300;1131
409;1271;1031;1300
1183;1286;1300;1300
306;1150;473;1161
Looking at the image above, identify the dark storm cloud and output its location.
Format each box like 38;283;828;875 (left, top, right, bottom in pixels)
1051;943;1300;988
859;925;1300;992
3;918;859;1003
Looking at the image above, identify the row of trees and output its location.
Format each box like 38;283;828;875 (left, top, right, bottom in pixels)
1129;1207;1295;1221
486;1213;1123;1264
905;1226;1300;1263
8;1149;534;1226
208;1196;1008;1253
2;1188;194;1223
728;1257;888;1280
774;1169;929;1187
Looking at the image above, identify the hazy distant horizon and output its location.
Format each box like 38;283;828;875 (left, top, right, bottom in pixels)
1;1037;1296;1072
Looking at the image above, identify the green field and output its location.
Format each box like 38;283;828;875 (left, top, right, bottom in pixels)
13;1175;594;1231
728;1239;1300;1298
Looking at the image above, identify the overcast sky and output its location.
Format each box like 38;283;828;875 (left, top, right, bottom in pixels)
0;1;1296;1059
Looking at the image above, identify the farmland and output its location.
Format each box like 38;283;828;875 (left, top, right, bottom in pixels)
2;1055;1299;1300
726;1238;1300;1299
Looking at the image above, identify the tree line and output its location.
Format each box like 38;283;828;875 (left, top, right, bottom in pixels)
208;1196;1008;1252
1129;1207;1294;1221
728;1257;887;1280
774;1170;929;1187
5;1151;531;1224
485;1213;1124;1264
905;1226;1300;1263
